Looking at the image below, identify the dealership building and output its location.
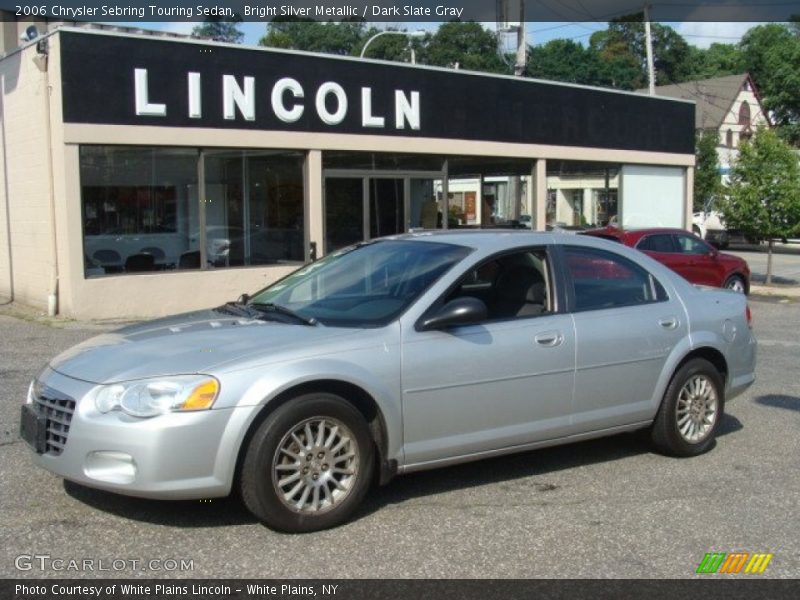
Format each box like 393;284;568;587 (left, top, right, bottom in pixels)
0;27;695;319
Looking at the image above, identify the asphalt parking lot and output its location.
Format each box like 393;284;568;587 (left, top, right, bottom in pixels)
0;297;798;579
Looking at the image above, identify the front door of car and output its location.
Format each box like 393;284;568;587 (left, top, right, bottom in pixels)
673;233;721;287
561;244;687;432
399;248;576;467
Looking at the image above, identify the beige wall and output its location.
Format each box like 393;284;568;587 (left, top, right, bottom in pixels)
0;43;54;309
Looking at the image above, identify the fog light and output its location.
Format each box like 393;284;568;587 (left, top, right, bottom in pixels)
84;451;137;484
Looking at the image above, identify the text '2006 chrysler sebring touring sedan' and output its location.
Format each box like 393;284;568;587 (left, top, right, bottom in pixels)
21;232;756;532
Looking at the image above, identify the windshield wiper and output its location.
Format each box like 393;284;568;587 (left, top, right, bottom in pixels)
214;301;257;318
249;302;318;326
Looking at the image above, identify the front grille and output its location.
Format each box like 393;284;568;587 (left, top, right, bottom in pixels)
34;386;76;456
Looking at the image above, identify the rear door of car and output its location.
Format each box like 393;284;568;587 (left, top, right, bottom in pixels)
399;246;576;466
558;243;687;432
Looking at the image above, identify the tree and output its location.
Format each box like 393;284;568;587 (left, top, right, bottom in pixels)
588;29;643;89
721;128;800;284
694;130;722;212
686;43;745;80
192;16;244;44
589;16;692;89
260;18;367;55
739;24;800;146
418;22;509;74
527;39;606;86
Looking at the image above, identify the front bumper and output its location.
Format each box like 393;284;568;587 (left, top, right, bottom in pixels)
24;368;254;500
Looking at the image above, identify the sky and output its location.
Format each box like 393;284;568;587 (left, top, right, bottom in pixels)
117;21;762;50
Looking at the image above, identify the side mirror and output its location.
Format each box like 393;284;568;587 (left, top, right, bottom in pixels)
419;297;488;331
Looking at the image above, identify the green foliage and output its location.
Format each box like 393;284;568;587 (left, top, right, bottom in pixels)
588;16;692;89
721;128;800;241
740;24;800;146
588;29;643;89
191;16;243;44
687;43;745;80
694;130;722;212
527;39;604;85
259;21;507;75
418;22;509;74
260;18;367;55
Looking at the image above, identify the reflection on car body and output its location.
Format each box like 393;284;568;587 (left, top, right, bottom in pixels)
22;232;756;532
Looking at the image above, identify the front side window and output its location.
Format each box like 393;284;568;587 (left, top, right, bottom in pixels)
675;234;711;255
637;234;676;253
443;249;551;320
249;240;470;327
563;246;666;312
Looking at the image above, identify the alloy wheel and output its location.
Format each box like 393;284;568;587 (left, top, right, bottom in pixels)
271;417;359;514
675;374;719;443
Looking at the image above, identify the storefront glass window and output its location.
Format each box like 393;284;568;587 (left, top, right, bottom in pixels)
80;146;199;275
445;157;533;228
204;150;305;266
80;147;306;277
545;161;620;230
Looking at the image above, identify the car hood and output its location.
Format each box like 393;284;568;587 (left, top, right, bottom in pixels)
49;309;355;384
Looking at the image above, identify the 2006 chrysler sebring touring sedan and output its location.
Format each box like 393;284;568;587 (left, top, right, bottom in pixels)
21;232;756;532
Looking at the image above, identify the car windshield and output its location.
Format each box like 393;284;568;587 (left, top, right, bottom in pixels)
248;239;471;327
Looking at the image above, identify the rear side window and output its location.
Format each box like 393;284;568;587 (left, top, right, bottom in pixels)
563;246;667;312
637;234;675;253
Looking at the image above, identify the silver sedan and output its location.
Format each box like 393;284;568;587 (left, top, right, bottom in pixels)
21;232;756;532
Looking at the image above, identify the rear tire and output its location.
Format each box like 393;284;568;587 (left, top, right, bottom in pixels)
240;393;375;533
651;358;724;457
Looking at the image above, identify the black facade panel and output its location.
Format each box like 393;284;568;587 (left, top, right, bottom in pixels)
59;31;695;155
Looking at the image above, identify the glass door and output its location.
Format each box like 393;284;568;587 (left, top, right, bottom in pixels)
324;171;446;255
369;178;405;239
325;178;364;253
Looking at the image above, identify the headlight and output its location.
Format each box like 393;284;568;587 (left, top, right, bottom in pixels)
94;375;220;418
26;380;36;405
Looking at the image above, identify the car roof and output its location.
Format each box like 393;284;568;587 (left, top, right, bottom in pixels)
583;226;696;243
384;228;641;255
387;229;559;251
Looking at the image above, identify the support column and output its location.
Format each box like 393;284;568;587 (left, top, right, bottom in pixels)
684;166;694;231
305;150;323;260
533;159;547;231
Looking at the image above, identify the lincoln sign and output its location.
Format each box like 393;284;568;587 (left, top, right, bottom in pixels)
59;30;695;154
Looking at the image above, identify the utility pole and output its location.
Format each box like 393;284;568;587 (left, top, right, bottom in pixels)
514;4;526;76
644;3;656;95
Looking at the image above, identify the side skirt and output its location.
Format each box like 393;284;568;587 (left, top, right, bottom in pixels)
398;420;653;474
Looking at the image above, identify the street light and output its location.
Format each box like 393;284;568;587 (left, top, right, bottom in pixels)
360;30;426;64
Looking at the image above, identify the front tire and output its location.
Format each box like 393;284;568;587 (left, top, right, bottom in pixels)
651;358;724;457
724;275;746;294
240;393;375;532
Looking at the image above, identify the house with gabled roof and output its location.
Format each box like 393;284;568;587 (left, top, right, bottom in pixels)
639;73;771;180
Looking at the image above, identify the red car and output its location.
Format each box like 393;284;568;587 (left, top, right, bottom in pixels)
581;227;750;294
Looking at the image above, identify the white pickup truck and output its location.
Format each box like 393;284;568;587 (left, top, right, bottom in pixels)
692;211;730;248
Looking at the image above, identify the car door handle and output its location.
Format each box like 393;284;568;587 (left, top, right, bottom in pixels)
535;331;563;347
658;317;678;330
